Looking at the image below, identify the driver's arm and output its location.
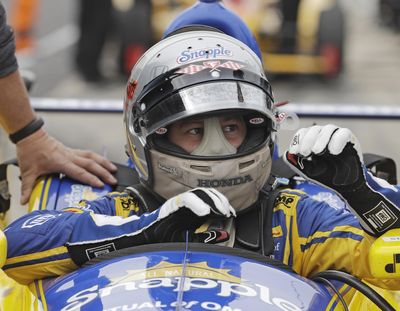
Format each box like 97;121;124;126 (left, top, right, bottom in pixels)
64;190;142;218
3;188;234;284
272;189;400;290
2;191;143;284
284;124;400;237
281;124;400;289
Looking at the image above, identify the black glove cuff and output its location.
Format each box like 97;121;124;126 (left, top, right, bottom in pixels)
9;117;44;144
343;183;400;236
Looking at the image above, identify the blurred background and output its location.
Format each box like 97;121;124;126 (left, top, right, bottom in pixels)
1;0;400;173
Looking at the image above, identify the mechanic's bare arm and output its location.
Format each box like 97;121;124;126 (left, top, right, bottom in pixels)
0;4;36;134
0;71;118;204
0;71;37;135
0;4;117;204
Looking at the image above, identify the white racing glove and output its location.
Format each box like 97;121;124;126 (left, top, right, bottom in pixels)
148;187;236;243
284;124;400;236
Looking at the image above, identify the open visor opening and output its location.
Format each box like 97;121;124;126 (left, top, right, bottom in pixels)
131;81;276;159
150;111;273;159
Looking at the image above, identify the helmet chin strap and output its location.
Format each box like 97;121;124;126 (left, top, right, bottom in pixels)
191;117;237;156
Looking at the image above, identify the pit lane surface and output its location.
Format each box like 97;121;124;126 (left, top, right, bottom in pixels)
1;0;400;219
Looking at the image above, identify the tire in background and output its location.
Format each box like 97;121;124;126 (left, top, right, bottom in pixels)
317;1;345;78
112;0;153;77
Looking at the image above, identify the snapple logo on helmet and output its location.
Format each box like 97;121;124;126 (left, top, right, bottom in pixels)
177;47;233;64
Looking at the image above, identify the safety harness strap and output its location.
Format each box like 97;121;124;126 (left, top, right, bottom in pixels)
234;176;282;256
125;183;165;213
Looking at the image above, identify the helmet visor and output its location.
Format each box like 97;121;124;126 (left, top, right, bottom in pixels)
141;81;274;137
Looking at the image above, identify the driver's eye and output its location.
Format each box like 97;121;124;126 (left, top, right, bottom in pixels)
223;124;239;133
188;128;203;135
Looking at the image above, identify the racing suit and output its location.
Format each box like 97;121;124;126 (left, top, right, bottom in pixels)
4;183;400;295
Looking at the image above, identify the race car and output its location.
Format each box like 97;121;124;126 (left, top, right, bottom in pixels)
35;242;394;310
151;0;346;78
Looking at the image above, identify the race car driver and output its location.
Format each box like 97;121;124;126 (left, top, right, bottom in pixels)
2;29;400;306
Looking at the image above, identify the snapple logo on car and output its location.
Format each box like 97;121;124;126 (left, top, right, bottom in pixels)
177;47;233;64
62;261;303;311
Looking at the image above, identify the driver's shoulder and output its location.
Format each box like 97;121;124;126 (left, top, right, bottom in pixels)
273;188;307;209
272;187;341;219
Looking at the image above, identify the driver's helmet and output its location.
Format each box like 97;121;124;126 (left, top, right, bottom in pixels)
124;30;277;213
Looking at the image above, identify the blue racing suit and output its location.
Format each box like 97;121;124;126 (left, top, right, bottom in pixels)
4;180;400;294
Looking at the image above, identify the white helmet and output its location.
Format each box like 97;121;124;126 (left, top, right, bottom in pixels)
124;30;277;213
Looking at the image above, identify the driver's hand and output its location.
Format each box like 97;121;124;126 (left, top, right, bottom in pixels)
17;129;117;205
284;124;400;236
284;124;364;191
149;188;236;243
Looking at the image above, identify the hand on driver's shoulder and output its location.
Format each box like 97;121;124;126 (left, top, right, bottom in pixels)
160;187;236;219
16;129;117;205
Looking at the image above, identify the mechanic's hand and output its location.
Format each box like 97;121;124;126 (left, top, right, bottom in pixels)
284;124;364;191
16;129;117;205
284;124;400;236
149;188;236;243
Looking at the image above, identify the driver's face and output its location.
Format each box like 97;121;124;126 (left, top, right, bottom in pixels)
168;116;247;154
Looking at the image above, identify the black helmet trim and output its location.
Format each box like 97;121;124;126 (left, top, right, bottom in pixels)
138;63;273;105
134;63;273;114
132;64;273;135
143;82;273;137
